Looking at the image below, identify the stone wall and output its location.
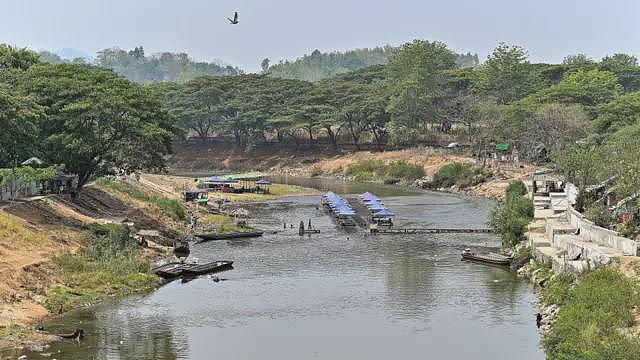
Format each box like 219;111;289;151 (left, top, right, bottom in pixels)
566;207;638;256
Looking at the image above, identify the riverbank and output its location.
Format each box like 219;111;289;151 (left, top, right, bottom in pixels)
168;143;535;200
6;177;544;359
0;175;319;351
512;181;640;359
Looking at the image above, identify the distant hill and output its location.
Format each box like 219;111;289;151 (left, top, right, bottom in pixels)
95;47;242;84
265;46;479;82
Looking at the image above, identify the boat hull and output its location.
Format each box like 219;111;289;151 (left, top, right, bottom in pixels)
461;252;512;266
195;231;264;242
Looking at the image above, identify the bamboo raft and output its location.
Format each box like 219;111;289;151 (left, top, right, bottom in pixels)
372;228;495;235
152;260;234;279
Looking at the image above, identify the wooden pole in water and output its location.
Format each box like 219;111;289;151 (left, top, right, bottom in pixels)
299;221;305;236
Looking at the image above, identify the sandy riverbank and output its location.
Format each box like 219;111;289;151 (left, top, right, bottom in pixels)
168;143;536;200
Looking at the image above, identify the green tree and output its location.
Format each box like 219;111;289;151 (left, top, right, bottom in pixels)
473;43;543;104
593;91;640;133
261;58;270;73
386;40;456;133
0;84;44;167
599;53;640;92
19;63;179;192
523;69;622;111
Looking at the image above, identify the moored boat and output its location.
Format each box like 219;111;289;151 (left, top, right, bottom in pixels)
152;260;234;279
195;231;264;242
182;260;234;276
461;249;512;266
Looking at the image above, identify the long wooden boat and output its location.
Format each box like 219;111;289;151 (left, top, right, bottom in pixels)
152;260;234;279
152;262;191;279
182;260;233;276
195;231;264;242
461;249;512;266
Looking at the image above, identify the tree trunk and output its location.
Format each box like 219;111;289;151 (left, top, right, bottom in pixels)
372;129;383;151
348;123;360;150
307;127;313;145
325;127;338;151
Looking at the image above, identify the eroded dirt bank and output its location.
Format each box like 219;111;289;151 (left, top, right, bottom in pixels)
168;142;535;199
0;183;182;350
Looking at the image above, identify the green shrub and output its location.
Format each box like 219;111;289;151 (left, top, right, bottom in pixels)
510;246;533;270
46;223;158;313
310;168;324;177
430;162;492;189
506;180;528;197
489;182;534;247
542;273;576;306
544;268;640;359
586;203;612;228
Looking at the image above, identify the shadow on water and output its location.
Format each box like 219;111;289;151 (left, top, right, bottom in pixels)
7;179;543;360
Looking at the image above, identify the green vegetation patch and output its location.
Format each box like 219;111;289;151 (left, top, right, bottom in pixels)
45;224;159;313
430;162;492;189
544;267;640;359
95;178;186;220
199;214;251;234
344;159;425;183
489;180;534;247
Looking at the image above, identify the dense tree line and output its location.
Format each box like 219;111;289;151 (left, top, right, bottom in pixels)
264;46;479;82
4;40;640;201
0;44;180;193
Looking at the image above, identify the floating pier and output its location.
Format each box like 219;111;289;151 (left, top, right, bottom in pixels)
372;228;495;235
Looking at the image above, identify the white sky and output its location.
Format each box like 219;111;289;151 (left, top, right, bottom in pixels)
2;0;639;72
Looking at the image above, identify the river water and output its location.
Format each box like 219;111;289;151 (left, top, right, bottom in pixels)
13;180;544;360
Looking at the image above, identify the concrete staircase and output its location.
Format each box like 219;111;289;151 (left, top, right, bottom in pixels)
527;186;628;273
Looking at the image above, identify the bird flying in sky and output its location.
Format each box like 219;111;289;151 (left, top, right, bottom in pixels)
227;12;239;24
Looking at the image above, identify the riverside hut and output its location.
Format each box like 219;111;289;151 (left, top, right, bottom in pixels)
255;179;271;194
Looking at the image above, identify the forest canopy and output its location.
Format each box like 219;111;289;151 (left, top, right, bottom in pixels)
4;40;640;200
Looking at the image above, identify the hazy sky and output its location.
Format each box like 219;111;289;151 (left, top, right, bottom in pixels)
2;0;639;71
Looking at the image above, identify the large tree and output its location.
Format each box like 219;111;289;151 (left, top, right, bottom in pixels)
473;43;543;104
386;40;457;132
0;84;44;167
19;63;179;192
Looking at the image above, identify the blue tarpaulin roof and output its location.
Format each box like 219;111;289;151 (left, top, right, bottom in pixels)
367;203;386;210
256;179;271;185
372;209;394;217
207;176;224;183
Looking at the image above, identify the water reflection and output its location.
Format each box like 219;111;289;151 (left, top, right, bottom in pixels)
10;180;543;359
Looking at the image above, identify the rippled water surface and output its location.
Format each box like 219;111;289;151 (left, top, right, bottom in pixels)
14;180;544;360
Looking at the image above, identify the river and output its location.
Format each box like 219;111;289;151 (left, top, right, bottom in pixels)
13;179;544;360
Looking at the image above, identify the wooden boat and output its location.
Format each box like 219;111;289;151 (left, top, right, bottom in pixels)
152;261;234;279
195;231;264;242
152;262;191;279
182;260;233;276
461;249;512;266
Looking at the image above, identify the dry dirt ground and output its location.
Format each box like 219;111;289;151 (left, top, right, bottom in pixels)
0;183;183;347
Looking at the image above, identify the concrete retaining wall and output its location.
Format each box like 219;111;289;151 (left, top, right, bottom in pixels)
566;207;638;256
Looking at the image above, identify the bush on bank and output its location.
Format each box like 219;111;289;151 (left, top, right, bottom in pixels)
430;162;492;189
543;267;640;359
488;180;534;247
45;224;158;313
